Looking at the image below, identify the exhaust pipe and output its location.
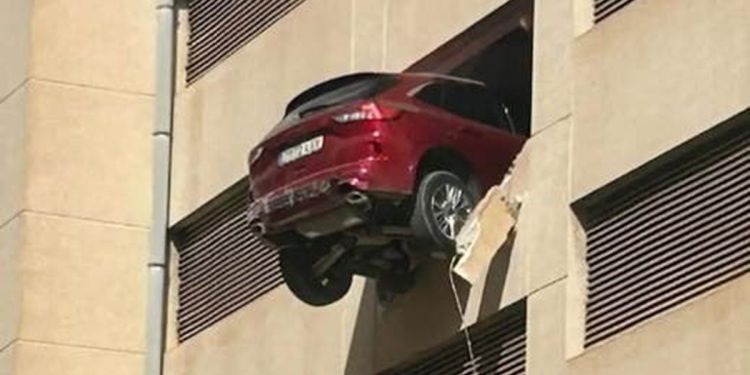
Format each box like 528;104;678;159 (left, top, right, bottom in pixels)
249;221;266;235
345;191;370;208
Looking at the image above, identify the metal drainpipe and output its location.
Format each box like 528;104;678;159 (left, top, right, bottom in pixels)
146;0;176;374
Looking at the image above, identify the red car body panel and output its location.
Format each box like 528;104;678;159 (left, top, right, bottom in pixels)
248;73;525;233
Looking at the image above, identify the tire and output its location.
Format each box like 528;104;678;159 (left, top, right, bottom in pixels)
278;246;353;306
410;171;478;253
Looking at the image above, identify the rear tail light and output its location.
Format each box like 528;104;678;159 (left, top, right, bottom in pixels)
332;102;401;124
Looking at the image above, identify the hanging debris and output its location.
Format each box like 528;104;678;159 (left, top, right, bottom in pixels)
454;171;522;284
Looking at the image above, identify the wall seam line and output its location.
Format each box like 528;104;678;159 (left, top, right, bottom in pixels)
0;78;30;106
23;210;149;230
0;339;18;354
531;113;572;137
29;77;155;98
528;275;567;297
0;210;24;231
15;338;145;355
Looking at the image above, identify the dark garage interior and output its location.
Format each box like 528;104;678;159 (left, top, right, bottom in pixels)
408;0;534;137
451;27;533;137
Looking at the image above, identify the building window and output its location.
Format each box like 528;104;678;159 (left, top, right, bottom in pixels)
186;0;307;84
594;0;636;23
171;177;283;342
572;109;750;347
379;300;527;375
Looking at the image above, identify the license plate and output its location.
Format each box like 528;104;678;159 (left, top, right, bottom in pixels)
278;136;324;166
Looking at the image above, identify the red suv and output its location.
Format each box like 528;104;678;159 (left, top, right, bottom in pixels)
248;72;525;305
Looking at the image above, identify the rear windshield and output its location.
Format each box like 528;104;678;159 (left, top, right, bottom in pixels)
282;73;396;122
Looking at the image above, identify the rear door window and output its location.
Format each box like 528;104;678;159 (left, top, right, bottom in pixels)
284;74;395;122
415;81;512;132
414;83;447;108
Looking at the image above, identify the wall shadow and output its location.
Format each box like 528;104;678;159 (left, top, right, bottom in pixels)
343;234;516;374
343;256;480;373
344;279;378;375
372;258;472;371
478;231;516;320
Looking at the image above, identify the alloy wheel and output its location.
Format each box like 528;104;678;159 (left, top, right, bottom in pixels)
430;183;473;239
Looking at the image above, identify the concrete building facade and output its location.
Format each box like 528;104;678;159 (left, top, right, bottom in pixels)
1;0;154;373
1;0;748;374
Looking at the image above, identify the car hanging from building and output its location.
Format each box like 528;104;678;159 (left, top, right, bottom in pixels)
247;72;526;305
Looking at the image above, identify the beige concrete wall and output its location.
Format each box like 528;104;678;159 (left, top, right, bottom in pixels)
0;344;16;375
0;0;31;370
167;279;375;375
527;279;566;375
13;341;141;375
560;0;750;369
0;0;154;373
510;117;572;295
384;0;510;71
29;0;154;94
0;218;22;353
0;0;31;99
18;213;147;351
2;201;149;373
531;0;574;132
371;260;469;370
532;274;750;375
0;87;27;227
569;276;750;375
350;0;388;72
25;81;152;226
571;0;750;200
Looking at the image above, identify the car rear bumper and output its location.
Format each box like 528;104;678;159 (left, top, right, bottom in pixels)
248;159;409;237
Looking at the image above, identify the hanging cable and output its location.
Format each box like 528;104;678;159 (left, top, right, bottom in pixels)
449;254;480;375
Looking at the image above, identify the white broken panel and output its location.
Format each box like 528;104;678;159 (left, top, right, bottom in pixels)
454;186;520;284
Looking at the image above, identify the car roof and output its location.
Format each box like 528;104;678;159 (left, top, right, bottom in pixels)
285;73;392;115
285;72;486;115
400;72;486;86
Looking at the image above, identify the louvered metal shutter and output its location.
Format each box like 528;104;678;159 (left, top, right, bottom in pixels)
574;115;750;347
380;300;526;375
187;0;307;84
594;0;636;23
171;177;283;342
